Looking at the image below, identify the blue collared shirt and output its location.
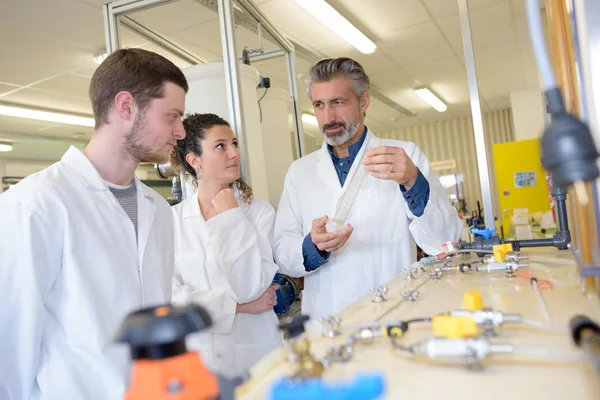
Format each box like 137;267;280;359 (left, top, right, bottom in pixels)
302;128;430;271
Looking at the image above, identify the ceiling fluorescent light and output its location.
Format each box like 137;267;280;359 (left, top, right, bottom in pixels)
293;0;376;54
0;141;13;152
414;87;447;112
0;104;95;127
93;49;108;65
302;113;319;126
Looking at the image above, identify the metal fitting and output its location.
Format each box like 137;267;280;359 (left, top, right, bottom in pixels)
451;309;522;336
402;289;420;302
485;261;528;277
505;252;529;263
320;316;342;338
371;286;388;303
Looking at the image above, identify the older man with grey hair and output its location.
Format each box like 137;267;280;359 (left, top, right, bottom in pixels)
273;57;462;320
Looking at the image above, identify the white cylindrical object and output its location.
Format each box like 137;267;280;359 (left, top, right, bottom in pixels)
417;338;512;361
327;136;381;233
486;262;507;273
258;87;295;207
182;62;269;201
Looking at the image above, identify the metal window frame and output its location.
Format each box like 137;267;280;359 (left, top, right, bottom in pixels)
236;0;305;159
103;0;307;186
458;0;496;230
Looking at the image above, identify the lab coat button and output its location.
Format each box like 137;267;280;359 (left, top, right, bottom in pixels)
216;354;222;359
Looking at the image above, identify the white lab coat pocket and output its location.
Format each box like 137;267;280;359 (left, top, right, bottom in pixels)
355;189;402;244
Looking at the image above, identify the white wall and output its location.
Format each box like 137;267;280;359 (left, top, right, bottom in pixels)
379;109;515;219
0;159;53;191
510;89;547;141
303;133;318;154
259;88;295;207
183;62;270;202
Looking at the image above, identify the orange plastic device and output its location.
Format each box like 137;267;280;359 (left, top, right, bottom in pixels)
116;304;223;400
125;352;219;400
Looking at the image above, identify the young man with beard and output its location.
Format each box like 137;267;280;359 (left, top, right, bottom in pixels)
0;48;187;399
273;57;462;320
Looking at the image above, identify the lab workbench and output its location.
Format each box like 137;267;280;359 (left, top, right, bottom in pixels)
236;249;600;399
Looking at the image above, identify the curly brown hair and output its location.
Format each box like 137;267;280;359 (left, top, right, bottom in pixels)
170;113;253;205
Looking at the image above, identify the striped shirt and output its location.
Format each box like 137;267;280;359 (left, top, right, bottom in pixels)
106;180;138;241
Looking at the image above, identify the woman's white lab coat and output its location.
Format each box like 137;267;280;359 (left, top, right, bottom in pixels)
0;146;174;400
171;194;281;377
273;129;462;320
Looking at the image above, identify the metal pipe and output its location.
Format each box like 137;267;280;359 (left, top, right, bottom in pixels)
257;22;264;51
233;0;304;157
286;51;305;157
531;278;553;323
247;49;285;63
235;0;295;52
103;3;120;53
120;16;206;64
104;0;179;54
108;0;177;16
458;0;495;229
218;0;251;184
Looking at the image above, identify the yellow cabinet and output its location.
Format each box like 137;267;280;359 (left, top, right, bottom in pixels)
492;138;552;238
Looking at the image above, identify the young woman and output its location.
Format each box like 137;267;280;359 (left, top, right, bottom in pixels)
170;113;281;377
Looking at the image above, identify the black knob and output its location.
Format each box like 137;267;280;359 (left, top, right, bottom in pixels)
570;314;600;346
116;303;212;360
278;315;309;339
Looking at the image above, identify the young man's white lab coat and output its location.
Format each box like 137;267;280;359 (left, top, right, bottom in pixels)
171;194;281;378
273;130;462;320
0;147;174;400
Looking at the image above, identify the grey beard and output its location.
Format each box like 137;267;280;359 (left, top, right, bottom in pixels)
322;116;361;147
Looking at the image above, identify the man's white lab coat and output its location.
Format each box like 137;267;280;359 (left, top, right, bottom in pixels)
0;146;174;399
273;130;462;319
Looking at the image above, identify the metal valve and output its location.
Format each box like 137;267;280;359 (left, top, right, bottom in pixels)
371;286;388;303
320;316;342;338
402;289;419;302
323;337;355;366
428;267;444;279
505;252;529;263
506;261;529;278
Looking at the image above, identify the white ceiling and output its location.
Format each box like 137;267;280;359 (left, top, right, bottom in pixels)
0;0;545;160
